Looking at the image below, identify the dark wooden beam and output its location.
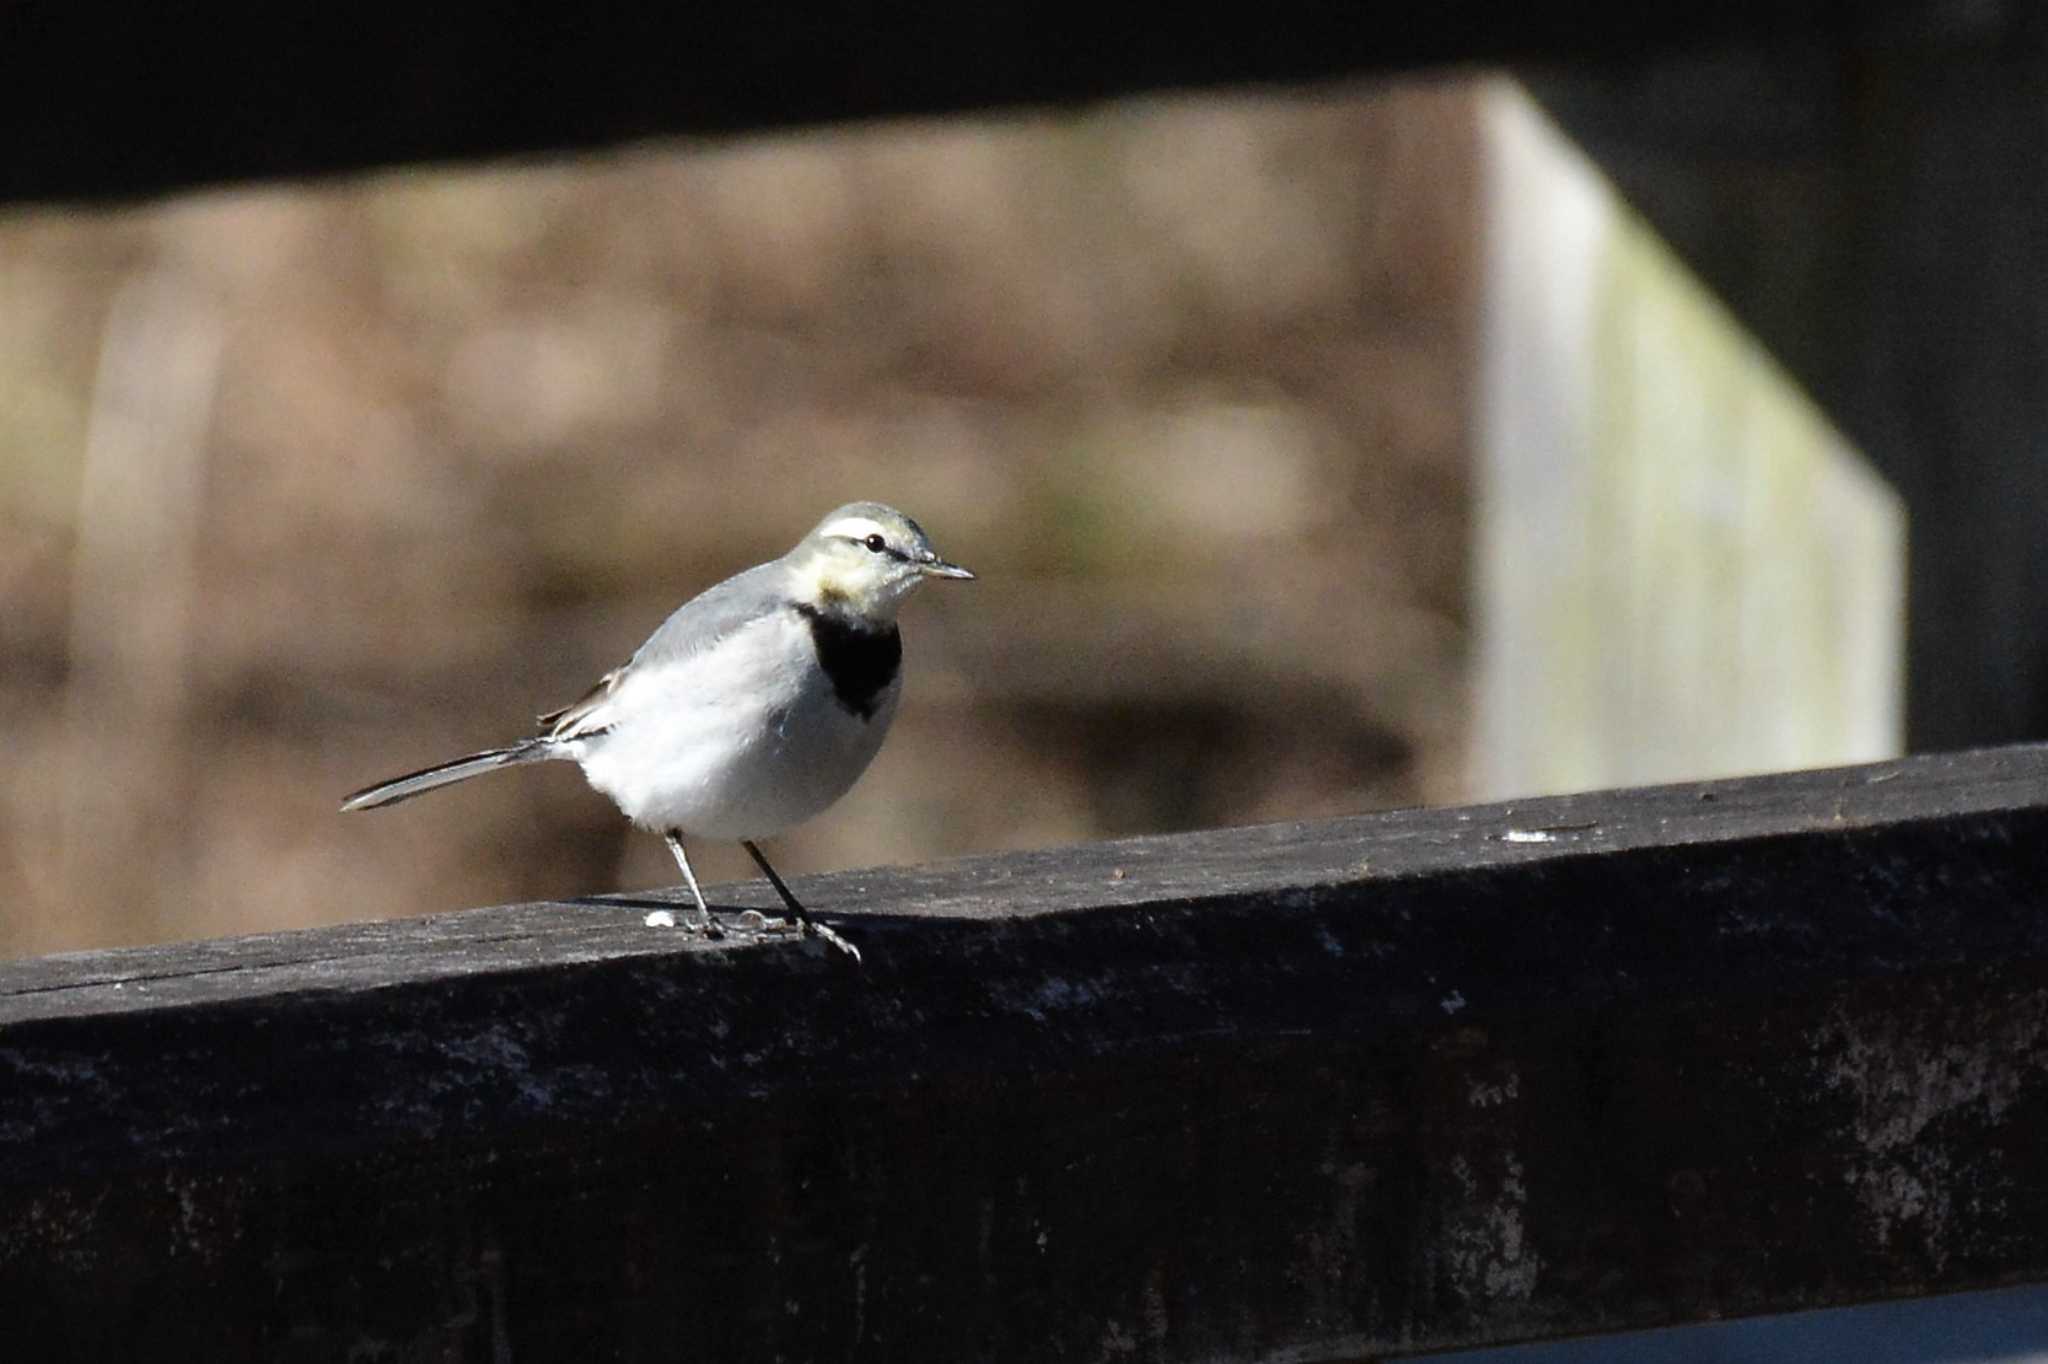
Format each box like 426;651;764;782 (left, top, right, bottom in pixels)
5;744;2048;1358
4;2;1873;205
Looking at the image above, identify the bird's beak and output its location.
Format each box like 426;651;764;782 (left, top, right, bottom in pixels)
921;557;976;580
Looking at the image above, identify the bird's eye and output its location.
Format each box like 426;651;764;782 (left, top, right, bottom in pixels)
864;534;887;553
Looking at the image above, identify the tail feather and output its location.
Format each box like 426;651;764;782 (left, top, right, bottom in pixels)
340;741;553;812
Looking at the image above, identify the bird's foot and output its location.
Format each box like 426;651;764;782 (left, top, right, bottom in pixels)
641;900;852;959
803;918;863;963
641;906;724;939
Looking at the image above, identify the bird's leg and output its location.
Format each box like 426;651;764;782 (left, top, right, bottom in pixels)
741;840;860;962
738;840;806;923
663;830;724;938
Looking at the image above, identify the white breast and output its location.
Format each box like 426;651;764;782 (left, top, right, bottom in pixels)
571;610;901;840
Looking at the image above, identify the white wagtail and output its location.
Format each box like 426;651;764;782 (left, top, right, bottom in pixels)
342;502;973;958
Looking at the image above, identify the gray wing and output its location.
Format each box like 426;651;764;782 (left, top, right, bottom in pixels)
539;562;791;742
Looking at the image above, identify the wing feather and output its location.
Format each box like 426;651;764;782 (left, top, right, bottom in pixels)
536;562;791;743
539;665;626;741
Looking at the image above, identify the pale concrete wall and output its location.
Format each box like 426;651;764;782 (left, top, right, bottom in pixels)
1472;82;1904;800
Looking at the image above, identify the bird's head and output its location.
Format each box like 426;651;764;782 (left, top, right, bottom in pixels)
786;502;975;619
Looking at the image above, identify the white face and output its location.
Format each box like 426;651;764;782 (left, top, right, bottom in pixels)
796;507;973;617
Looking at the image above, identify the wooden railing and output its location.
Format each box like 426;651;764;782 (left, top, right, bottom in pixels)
5;745;2048;1360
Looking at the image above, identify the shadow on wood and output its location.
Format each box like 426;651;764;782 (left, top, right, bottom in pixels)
5;745;2048;1359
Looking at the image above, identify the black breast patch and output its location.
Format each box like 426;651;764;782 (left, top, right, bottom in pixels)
796;605;902;720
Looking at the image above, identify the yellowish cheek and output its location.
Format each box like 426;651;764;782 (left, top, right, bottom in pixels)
796;561;855;609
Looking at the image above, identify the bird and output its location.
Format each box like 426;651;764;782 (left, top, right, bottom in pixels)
341;501;974;959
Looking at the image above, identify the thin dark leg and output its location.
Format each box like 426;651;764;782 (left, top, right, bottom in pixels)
742;840;860;962
741;839;808;921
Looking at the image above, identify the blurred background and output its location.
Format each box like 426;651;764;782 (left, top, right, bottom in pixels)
4;85;1497;956
0;69;1910;960
1;9;2040;973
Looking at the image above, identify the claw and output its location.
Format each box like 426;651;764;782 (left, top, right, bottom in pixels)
805;919;862;963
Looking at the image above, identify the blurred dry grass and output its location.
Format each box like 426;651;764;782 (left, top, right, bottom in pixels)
0;77;1481;958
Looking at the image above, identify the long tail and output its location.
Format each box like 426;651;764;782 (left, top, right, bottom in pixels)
340;740;555;812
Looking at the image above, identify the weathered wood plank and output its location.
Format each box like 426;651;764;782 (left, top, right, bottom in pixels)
4;744;2048;1360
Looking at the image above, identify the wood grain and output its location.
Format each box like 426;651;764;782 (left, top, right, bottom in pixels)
5;744;2048;1359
